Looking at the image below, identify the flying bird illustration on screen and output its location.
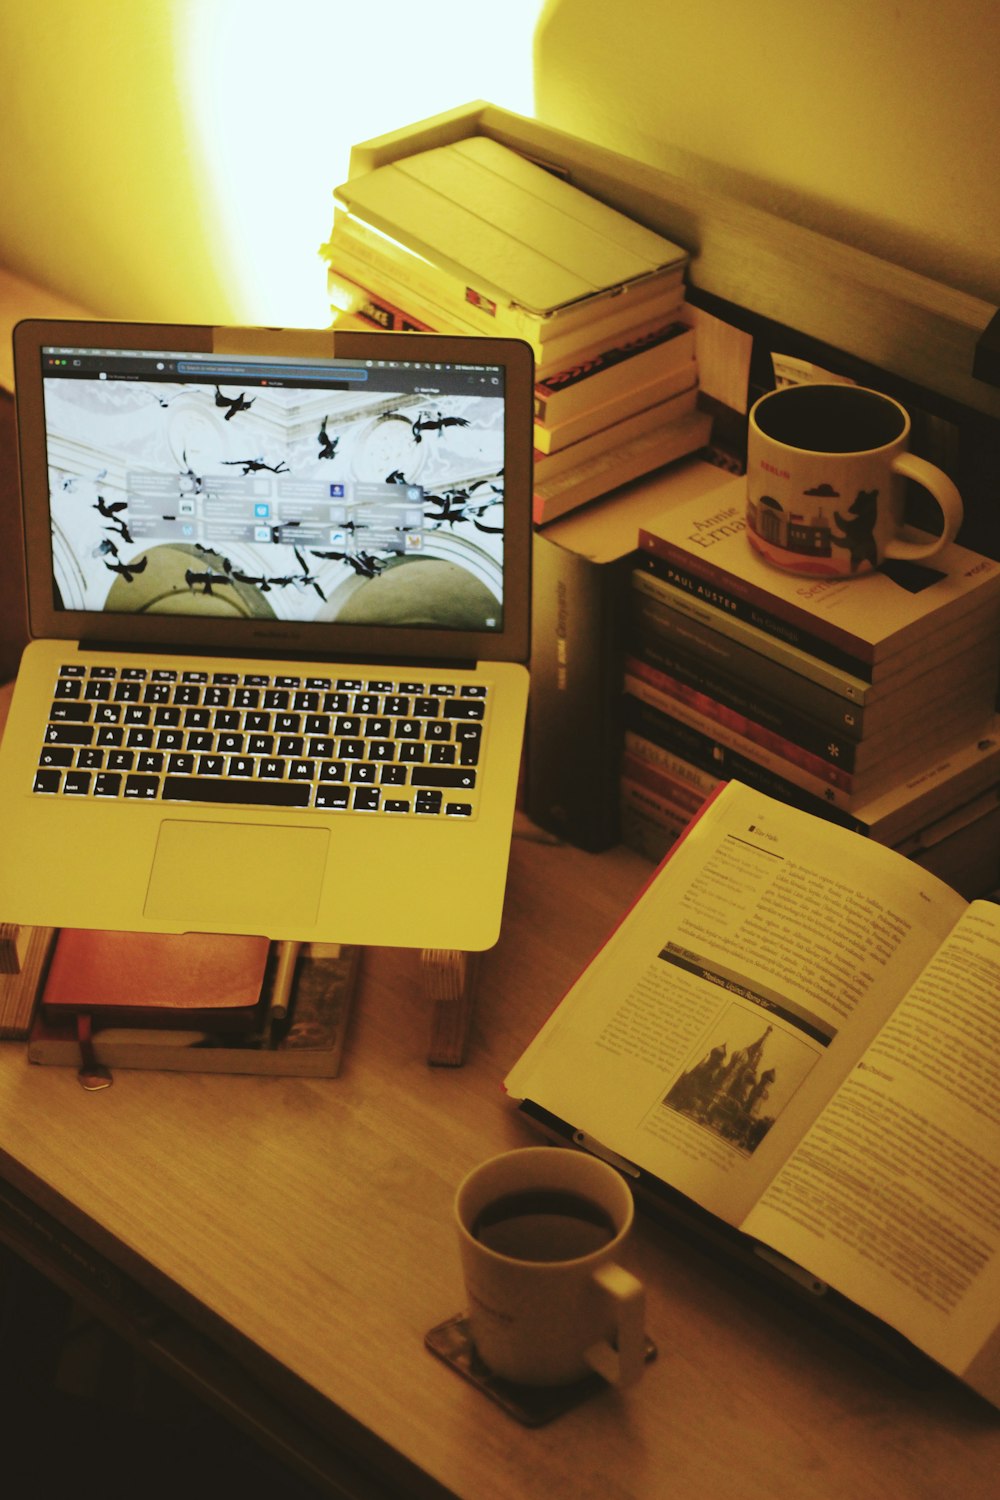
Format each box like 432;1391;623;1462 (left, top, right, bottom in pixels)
103;554;148;582
221;457;290;476
93;494;133;544
317;417;339;460
214;386;256;420
411;412;470;444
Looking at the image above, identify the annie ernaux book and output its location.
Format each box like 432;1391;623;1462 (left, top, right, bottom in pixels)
638;475;1000;680
505;779;1000;1407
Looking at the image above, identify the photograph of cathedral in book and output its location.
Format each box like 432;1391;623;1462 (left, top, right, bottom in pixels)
662;1009;818;1156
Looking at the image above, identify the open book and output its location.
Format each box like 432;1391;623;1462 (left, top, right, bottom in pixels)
505;780;1000;1406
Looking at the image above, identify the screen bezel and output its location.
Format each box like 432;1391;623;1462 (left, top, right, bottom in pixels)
15;319;533;665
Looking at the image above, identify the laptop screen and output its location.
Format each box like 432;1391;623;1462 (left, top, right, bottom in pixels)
16;322;533;664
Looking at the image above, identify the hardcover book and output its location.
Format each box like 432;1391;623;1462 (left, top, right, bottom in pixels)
40;929;271;1032
505;779;1000;1409
526;460;733;851
29;942;362;1077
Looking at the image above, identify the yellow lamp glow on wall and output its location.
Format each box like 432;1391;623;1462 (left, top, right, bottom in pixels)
181;0;543;326
0;0;541;327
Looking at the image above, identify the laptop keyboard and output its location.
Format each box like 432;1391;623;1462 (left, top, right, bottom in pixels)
33;663;488;819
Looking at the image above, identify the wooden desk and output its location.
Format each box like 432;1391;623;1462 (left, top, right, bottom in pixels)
0;686;998;1498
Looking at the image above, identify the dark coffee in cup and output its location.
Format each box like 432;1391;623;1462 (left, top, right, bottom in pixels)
746;382;962;577
472;1188;616;1262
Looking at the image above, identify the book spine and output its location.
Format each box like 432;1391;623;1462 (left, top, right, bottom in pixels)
328;209;686;346
328;217;531;339
635;550;876;680
628;590;869;739
533;324;697;426
847;717;1000;846
624;728;723;800
328;261;472;337
620;749;711;817
534;410;712;527
328;267;441;334
622;692;868;832
630;566;871;705
625;654;861;779
535;358;698;454
534;385;699;483
329;242;684;380
623;667;857;801
526;533;633;851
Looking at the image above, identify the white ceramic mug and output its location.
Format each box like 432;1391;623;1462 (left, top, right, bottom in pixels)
746;383;963;577
454;1146;647;1388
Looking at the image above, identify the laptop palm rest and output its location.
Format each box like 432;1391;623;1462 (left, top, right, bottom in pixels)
144;820;329;932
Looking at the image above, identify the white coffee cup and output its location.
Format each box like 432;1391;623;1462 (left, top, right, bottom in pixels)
454;1146;647;1388
746;382;963;577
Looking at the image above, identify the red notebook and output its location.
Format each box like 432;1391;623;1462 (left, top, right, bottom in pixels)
40;929;270;1032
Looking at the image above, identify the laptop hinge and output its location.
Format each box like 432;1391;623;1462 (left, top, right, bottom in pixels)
75;640;480;672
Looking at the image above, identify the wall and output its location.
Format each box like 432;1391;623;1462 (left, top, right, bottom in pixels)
533;0;1000;306
0;0;540;327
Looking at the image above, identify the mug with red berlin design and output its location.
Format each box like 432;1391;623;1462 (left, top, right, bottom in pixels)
745;382;963;577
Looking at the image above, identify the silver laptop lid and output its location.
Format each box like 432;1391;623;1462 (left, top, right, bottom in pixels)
14;320;533;666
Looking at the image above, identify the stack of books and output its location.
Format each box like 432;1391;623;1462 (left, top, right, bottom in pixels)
1;927;361;1078
621;473;1000;891
321;135;712;524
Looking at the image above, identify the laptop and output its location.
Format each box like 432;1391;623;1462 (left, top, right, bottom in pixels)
0;320;533;949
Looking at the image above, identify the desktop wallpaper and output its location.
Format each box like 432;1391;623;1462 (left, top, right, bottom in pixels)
42;374;507;631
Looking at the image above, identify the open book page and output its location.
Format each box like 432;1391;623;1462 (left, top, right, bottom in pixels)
744;899;1000;1391
506;781;967;1224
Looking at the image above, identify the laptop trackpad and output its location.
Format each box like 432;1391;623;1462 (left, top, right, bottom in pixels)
144;820;329;932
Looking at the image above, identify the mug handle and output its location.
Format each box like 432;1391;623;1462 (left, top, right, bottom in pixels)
584;1262;647;1388
885;454;964;563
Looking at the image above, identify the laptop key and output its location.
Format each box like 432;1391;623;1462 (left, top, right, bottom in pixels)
411;767;476;789
46;723;94;746
162;776;311;808
33;769;62;794
39;746;74;768
315;785;350;810
457;726;482;765
124;775;159;799
50;701;92;722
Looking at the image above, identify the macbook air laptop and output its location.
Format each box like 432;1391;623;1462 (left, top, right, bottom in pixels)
0;320;533;949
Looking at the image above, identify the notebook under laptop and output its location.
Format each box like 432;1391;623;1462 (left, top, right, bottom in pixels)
0;320;533;949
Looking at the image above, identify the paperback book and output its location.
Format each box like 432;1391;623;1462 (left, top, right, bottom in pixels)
533;323;697;431
638;475;1000;674
534;383;699;484
505;779;1000;1409
534;410;712;526
331;135;688;341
